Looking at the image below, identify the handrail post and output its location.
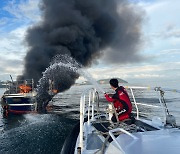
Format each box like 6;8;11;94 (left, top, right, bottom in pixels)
91;89;95;121
130;88;139;119
156;89;166;124
88;91;91;125
79;96;84;149
108;103;114;120
83;95;86;115
16;81;18;93
79;88;98;151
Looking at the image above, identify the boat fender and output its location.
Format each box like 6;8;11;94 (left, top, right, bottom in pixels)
77;147;81;154
166;115;176;126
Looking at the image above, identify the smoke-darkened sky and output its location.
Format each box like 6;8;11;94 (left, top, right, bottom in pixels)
23;0;144;85
0;0;180;88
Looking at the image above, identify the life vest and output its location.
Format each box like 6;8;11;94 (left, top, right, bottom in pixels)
104;86;132;121
112;86;132;121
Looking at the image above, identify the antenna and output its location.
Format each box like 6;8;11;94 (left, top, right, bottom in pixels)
10;75;14;82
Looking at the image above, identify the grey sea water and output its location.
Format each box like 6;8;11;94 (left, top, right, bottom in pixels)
0;84;180;154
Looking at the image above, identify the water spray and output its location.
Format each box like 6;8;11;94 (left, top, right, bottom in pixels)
36;55;105;112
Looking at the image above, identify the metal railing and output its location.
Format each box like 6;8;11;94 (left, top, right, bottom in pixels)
5;79;35;95
78;86;179;151
79;88;99;150
127;86;176;124
125;86;162;120
109;128;138;153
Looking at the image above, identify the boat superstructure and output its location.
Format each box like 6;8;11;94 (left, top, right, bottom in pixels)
61;86;180;154
1;79;37;115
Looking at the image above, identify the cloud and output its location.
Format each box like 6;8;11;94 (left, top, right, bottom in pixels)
140;0;180;37
0;0;41;33
0;64;5;73
0;17;9;26
0;0;41;59
87;62;180;82
149;48;180;61
3;0;41;23
0;0;42;80
159;49;180;55
0;55;23;78
0;26;28;57
134;74;164;79
0;26;28;80
164;28;180;38
151;27;180;39
135;0;180;64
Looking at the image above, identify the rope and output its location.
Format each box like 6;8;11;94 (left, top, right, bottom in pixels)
111;103;119;122
92;120;138;154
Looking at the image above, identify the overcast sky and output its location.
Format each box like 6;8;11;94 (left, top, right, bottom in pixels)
0;0;180;88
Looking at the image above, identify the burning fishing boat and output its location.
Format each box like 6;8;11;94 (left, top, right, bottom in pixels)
1;78;37;115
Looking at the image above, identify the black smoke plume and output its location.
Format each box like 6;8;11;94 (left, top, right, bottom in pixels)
23;0;143;84
21;0;144;111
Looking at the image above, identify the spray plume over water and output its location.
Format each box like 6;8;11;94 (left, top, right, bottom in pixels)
36;55;105;111
37;54;105;94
